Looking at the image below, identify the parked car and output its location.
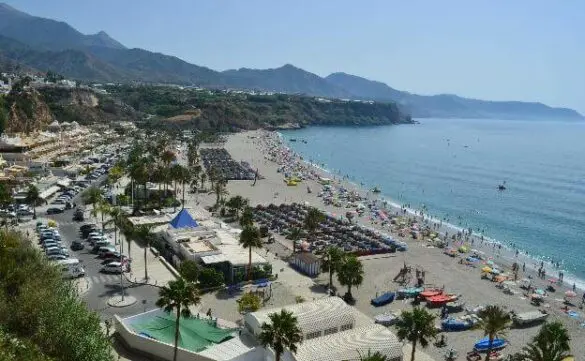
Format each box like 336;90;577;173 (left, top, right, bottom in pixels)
101;262;125;274
47;254;68;261
70;240;84;251
73;209;84;222
45;247;68;257
47;208;63;215
98;246;117;258
102;253;127;264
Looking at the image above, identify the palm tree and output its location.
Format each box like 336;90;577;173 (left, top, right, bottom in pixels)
128;159;149;205
239;206;254;228
239;226;263;282
169;164;183;200
303;207;324;242
258;310;303;361
520;321;571;361
25;184;40;219
226;195;249;220
156;278;201;361
134;224;154;281
288;227;302;253
477;305;511;361
105;206;123;246
322;246;345;290
83;186;103;221
336;254;364;301
210;178;228;208
396;307;438;361
199;172;208;192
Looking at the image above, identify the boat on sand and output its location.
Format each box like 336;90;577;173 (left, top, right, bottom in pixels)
474;337;507;352
445;301;465;312
420;288;443;299
427;294;459;307
371;292;395;307
397;286;423;299
374;311;400;326
441;315;480;331
511;310;549;326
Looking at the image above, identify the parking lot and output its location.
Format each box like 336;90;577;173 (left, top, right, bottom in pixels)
29;150;162;321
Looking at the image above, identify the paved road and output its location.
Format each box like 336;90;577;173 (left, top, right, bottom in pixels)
42;178;161;321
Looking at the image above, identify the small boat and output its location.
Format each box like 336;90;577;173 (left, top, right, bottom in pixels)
374;311;400;326
427;294;459;307
372;186;381;193
397;287;424;299
465;305;486;315
474;337;507;352
290;138;297;142
446;301;465;312
511;310;549;326
498;181;506;191
420;288;443;299
441;317;476;331
371;292;396;307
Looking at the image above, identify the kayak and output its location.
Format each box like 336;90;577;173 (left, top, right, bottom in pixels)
474;337;507;352
374;312;400;326
371;292;395;307
427;294;458;307
420;288;443;299
397;287;424;299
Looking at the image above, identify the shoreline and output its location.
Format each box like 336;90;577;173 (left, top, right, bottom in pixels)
219;129;585;358
276;131;585;292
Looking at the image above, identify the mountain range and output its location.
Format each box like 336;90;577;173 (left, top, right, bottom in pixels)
0;2;581;120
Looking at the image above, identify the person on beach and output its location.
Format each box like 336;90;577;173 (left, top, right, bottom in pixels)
522;263;526;272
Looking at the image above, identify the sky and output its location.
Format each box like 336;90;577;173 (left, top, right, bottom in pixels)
5;0;585;113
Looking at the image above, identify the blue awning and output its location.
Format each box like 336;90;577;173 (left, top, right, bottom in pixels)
169;209;198;228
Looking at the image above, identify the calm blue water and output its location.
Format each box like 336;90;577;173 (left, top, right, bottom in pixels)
281;119;585;282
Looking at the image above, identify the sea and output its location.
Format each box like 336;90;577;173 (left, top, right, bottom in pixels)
280;118;585;289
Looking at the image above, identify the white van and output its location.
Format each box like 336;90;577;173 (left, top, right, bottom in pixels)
57;258;85;278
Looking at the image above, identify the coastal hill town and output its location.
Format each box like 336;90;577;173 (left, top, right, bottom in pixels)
0;3;582;361
0;69;582;361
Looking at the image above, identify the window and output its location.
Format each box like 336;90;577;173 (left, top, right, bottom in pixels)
305;331;322;340
340;323;353;331
323;327;337;336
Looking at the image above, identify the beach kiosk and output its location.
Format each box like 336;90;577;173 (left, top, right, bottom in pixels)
291;252;322;277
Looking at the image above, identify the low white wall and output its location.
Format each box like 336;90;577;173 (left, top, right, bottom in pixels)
114;315;215;361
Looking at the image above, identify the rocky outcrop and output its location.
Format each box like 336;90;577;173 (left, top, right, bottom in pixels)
5;88;53;134
67;89;99;107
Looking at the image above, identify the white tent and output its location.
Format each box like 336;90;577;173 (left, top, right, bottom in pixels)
244;297;354;339
288;324;403;361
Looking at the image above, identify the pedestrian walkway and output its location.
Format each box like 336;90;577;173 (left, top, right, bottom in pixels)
86;274;122;287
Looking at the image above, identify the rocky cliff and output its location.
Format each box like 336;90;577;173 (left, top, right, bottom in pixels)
5;88;53;134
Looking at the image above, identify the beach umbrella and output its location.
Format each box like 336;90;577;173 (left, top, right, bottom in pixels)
565;290;577;298
491;269;501;275
531;293;543;299
548;278;558;283
534;289;546;296
481;266;492;273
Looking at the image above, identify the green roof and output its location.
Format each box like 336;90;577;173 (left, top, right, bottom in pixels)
131;313;235;352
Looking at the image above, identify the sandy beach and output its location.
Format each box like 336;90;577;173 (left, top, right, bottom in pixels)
198;130;585;359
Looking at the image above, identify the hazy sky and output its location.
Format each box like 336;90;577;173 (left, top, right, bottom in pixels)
5;0;585;113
